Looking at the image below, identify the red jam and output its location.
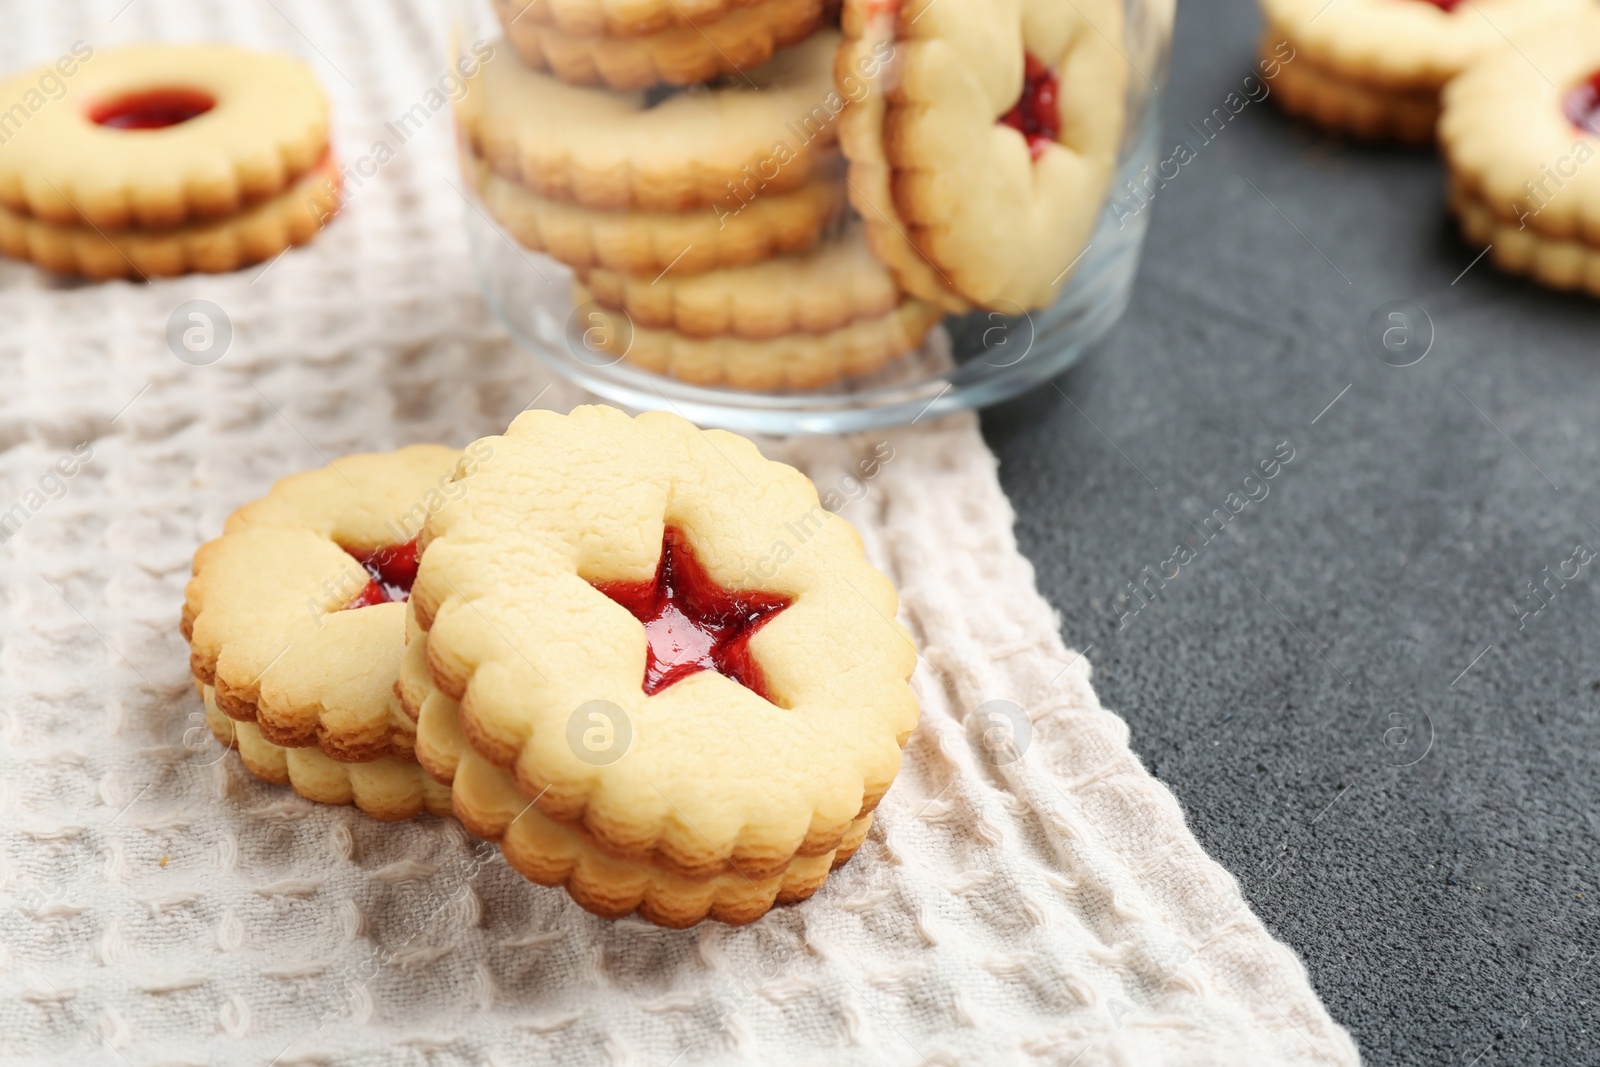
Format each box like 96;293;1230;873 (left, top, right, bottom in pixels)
89;89;215;130
999;53;1061;160
592;527;790;700
1416;0;1464;10
341;540;420;610
1564;71;1600;135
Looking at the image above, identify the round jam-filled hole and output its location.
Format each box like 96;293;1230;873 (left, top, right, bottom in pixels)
1564;71;1600;135
89;88;215;130
1417;0;1464;11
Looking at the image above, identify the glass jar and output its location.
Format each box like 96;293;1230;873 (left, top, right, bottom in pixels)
453;0;1174;433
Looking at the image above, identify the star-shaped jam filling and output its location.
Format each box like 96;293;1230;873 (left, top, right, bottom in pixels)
999;53;1061;161
592;527;790;700
341;539;420;609
1564;71;1600;135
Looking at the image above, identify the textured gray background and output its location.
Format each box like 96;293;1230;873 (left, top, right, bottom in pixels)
982;1;1600;1063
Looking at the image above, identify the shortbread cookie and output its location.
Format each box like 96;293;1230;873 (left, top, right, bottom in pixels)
496;0;765;37
0;44;329;229
837;0;1127;311
573;280;940;389
835;9;965;314
1265;37;1437;146
1451;185;1600;296
580;222;900;337
469;152;844;273
1260;0;1590;144
410;406;919;888
397;613;475;788
462;31;840;211
458;743;870;927
396;642;869;926
0;155;340;280
1440;14;1600;295
199;684;452;821
183;444;472;762
494;0;826;89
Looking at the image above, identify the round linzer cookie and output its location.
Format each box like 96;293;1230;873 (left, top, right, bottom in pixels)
397;615;471;789
580;222;900;337
396;641;870;927
494;0;827;89
0;43;330;229
407;406;919;925
457;747;871;927
198;682;452;822
1440;15;1600;295
468;152;844;273
462;31;840;212
573;280;940;389
0;156;339;280
1260;0;1590;145
837;0;1127;312
1263;34;1436;146
183;444;476;764
495;0;764;37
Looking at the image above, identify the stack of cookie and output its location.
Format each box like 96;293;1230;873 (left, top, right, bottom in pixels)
0;44;338;280
464;0;940;390
464;0;1133;390
184;406;920;927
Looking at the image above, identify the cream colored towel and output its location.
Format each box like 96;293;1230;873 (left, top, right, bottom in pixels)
0;2;1357;1063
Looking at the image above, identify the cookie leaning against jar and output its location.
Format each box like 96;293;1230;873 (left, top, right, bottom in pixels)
837;0;1128;312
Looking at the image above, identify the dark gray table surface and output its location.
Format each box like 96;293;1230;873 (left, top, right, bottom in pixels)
980;1;1600;1063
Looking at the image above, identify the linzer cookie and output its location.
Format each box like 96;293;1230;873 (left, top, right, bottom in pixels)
493;0;828;89
0;44;329;227
572;279;940;390
396;638;873;927
460;31;841;211
406;406;919;925
580;222;902;337
837;0;1127;312
1260;0;1589;145
0;156;339;280
468;151;844;273
198;683;451;822
183;444;477;766
1440;14;1600;295
496;0;766;37
0;43;337;277
569;227;940;391
456;732;872;927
